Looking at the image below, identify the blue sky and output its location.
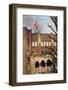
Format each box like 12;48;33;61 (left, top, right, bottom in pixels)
23;15;57;34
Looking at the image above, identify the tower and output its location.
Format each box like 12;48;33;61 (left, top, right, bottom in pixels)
23;27;32;74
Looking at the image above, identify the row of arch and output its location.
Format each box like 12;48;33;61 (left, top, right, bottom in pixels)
32;41;56;47
35;59;52;68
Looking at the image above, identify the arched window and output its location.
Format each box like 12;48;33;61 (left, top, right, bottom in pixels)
41;60;45;67
47;59;52;66
35;61;39;68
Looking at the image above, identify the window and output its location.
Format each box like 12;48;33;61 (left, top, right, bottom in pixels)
41;41;44;46
32;41;38;46
44;41;46;46
46;41;48;46
49;41;51;46
35;41;37;46
54;42;56;46
32;41;34;46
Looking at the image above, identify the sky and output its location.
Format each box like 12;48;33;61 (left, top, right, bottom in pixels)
23;15;57;34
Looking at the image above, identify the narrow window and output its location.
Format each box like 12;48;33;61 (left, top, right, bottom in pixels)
54;42;56;46
35;41;37;46
32;41;34;46
44;41;46;46
49;41;51;46
41;41;43;46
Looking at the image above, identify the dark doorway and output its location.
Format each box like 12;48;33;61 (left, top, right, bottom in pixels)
35;61;39;68
47;59;52;66
41;60;45;67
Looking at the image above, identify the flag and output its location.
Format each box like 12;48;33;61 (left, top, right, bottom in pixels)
32;21;40;32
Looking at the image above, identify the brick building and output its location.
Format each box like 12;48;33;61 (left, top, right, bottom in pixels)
23;27;57;74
